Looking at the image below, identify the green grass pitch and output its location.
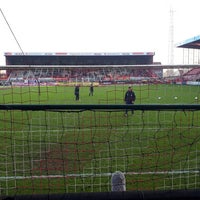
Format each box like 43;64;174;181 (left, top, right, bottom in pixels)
0;84;199;104
0;83;200;195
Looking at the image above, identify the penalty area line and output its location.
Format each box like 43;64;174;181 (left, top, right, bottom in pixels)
0;170;199;180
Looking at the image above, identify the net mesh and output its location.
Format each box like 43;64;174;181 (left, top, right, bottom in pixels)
0;106;200;196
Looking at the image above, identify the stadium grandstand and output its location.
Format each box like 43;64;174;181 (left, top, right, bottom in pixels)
1;52;164;86
176;35;200;84
177;35;200;65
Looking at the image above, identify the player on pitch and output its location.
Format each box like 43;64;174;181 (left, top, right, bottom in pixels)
124;86;136;116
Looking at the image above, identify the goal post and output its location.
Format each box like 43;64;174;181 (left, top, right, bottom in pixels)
0;104;200;199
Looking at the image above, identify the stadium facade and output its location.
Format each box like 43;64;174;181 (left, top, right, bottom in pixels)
4;52;155;65
1;52;164;86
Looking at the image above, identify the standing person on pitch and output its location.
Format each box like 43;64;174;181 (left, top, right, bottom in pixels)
124;86;136;116
89;83;94;96
74;85;80;101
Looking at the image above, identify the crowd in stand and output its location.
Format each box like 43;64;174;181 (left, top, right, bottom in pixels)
3;67;162;84
182;68;200;82
1;67;200;86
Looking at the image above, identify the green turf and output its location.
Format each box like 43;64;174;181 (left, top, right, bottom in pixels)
0;84;200;196
0;84;199;104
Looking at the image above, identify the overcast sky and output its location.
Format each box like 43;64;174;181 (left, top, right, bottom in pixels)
0;0;199;65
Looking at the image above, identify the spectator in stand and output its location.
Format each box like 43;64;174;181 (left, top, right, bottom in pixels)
89;83;94;96
74;85;80;101
124;86;136;116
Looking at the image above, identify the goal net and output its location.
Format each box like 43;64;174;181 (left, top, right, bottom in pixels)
0;104;200;198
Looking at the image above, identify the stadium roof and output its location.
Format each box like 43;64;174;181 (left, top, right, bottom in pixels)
4;52;155;56
176;35;200;49
1;64;200;70
4;52;155;65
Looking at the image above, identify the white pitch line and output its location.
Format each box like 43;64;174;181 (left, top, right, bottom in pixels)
0;170;199;180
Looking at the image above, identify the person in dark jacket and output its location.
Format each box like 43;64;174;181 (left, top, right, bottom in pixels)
124;86;136;116
74;85;80;101
89;83;94;96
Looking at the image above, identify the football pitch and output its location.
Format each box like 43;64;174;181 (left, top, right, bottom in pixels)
0;84;199;104
0;84;200;196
